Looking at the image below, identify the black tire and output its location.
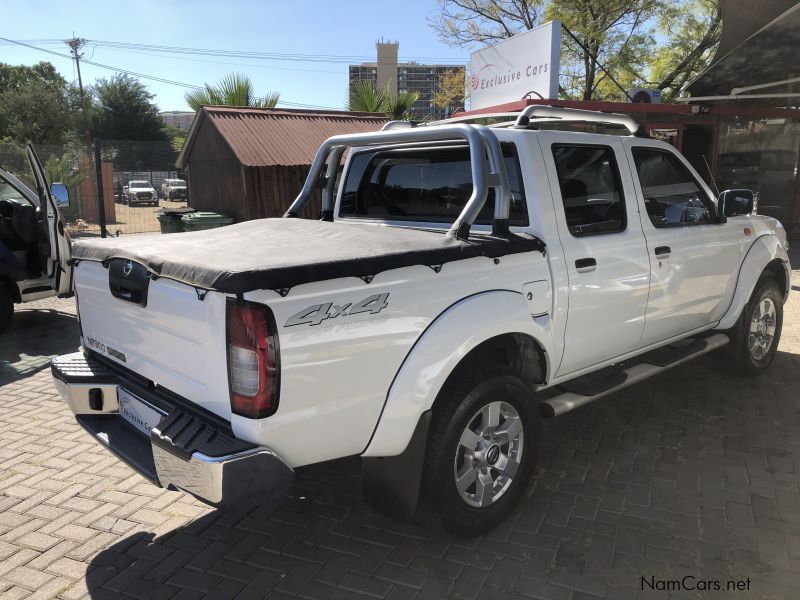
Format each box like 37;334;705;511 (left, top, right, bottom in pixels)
424;361;540;537
721;278;783;377
0;285;14;332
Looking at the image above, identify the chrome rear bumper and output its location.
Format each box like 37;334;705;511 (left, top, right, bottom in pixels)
52;352;292;507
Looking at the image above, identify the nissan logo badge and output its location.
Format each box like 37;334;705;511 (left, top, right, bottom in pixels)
123;259;133;277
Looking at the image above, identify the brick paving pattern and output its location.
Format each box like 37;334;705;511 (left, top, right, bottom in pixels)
0;251;799;599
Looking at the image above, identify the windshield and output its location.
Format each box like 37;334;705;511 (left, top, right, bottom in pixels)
339;143;528;225
130;181;150;187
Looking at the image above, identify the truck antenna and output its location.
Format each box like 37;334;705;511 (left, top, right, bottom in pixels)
702;154;720;196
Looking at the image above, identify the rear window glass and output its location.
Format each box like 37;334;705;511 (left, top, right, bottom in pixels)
338;144;528;225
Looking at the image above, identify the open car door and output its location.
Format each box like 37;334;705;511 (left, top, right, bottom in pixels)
25;143;72;296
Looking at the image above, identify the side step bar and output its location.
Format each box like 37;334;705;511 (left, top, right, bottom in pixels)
539;333;730;418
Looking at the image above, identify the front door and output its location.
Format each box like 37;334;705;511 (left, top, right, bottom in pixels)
622;140;743;345
539;135;651;376
25;143;71;295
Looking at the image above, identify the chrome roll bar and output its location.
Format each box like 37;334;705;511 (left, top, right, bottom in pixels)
320;145;346;221
515;105;640;134
284;124;511;239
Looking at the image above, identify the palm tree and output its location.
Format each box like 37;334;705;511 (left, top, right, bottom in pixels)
383;91;420;120
347;81;419;120
347;80;386;113
185;73;280;111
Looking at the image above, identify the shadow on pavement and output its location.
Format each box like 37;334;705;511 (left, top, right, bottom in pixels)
0;307;79;384
86;350;800;598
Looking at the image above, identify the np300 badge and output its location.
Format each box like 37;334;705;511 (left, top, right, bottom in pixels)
285;293;389;327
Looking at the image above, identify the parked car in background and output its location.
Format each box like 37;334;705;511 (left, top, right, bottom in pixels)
0;143;72;330
162;178;188;201
53;107;791;537
125;180;158;207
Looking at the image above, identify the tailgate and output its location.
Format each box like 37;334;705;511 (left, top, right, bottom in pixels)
74;260;232;420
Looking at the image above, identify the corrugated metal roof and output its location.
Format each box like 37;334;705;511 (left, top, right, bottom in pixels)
179;106;388;168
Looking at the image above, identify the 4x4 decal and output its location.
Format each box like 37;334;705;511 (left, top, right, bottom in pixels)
284;293;389;327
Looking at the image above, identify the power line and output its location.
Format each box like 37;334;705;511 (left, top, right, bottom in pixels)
95;46;343;75
0;38;468;64
0;37;343;110
85;39;468;64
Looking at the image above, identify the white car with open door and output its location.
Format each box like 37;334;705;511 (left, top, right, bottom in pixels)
52;107;790;537
0;143;73;330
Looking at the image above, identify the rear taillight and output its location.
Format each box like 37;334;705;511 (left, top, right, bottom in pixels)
226;301;280;418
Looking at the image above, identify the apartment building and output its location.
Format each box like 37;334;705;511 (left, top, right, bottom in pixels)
349;41;465;120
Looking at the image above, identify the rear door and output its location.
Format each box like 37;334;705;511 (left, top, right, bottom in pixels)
26;143;71;295
621;140;742;345
538;133;651;376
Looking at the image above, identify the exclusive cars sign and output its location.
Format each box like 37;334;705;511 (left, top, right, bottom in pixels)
469;21;561;109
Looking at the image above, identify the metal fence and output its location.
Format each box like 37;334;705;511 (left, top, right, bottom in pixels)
0;139;183;238
0;141;98;238
100;139;184;237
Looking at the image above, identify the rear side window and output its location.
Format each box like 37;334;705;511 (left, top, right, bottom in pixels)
338;144;528;225
631;147;715;227
552;144;626;236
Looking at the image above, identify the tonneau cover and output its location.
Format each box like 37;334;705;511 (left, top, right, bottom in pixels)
71;218;545;294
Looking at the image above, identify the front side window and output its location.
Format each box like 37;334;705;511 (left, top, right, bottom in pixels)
339;144;528;225
632;147;715;227
552;144;626;236
0;176;30;206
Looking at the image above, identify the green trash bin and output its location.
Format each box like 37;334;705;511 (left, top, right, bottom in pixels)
181;212;234;232
157;207;196;233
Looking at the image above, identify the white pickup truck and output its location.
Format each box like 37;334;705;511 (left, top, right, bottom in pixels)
52;106;791;537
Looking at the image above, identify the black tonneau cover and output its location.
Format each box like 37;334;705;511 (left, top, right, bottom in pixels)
71;219;545;294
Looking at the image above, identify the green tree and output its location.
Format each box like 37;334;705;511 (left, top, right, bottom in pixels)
547;0;658;100
0;61;65;93
650;0;721;100
0;81;73;144
430;0;544;46
347;80;386;113
184;73;279;111
44;153;84;189
430;0;721;102
432;69;468;115
164;124;188;152
91;74;168;141
347;81;420;120
0;62;74;144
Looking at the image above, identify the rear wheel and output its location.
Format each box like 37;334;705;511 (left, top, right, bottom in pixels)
0;285;14;331
424;361;539;537
721;278;783;377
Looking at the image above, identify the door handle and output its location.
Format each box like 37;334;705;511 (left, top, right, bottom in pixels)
654;246;671;258
575;257;597;271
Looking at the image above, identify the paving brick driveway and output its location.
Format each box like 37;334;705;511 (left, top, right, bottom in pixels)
1;252;800;600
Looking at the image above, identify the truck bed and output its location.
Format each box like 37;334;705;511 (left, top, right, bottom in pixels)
71;218;544;294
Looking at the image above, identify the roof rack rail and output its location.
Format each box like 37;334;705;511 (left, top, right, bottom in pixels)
427;112;521;126
381;120;419;131
515;105;640;134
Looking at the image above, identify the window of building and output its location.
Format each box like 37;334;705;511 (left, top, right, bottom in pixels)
631;147;715;227
552;145;626;236
339;143;528;225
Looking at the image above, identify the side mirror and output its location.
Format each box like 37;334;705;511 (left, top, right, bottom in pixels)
50;182;70;208
718;189;754;217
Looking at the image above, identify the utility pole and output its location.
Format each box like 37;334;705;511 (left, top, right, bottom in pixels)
68;37;105;234
66;37;91;141
65;37;87;102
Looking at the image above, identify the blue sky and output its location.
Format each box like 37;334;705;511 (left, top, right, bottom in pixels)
1;0;470;111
